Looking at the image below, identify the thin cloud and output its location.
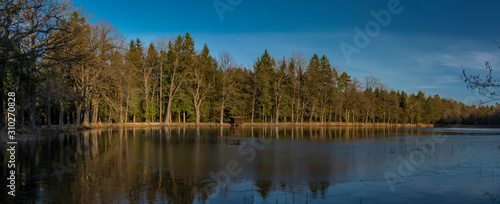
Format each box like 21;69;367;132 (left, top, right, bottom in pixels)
434;75;461;84
413;51;499;70
415;85;447;89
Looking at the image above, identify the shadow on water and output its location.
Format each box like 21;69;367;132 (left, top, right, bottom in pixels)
1;126;500;203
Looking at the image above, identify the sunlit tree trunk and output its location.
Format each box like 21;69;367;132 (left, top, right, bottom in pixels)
75;101;82;127
92;99;99;123
59;101;64;125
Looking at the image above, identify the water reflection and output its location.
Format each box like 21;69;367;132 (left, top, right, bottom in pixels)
1;126;499;203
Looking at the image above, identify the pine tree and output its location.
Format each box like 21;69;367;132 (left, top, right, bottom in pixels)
254;50;275;123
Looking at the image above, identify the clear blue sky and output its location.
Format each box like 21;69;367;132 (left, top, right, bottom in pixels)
73;0;500;104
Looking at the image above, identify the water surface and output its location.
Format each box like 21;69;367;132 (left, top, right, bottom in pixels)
1;126;499;203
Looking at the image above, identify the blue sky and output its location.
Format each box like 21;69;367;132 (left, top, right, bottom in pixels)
73;0;500;104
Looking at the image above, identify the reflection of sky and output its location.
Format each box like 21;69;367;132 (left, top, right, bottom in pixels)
73;0;500;104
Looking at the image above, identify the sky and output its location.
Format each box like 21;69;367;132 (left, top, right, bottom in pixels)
72;0;500;104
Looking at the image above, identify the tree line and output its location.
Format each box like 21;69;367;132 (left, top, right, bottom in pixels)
1;0;499;130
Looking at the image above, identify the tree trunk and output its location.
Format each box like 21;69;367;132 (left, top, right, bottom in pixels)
262;104;265;123
320;105;325;123
165;98;172;124
291;98;294;124
328;106;331;123
251;94;256;124
159;66;163;123
29;95;36;130
125;93;129;123
59;101;64;125
47;96;51;126
119;96;123;123
92;99;99;124
309;106;315;124
18;89;24;129
220;102;224;125
346;109;350;124
76;101;82;127
340;107;343;123
83;96;90;126
193;95;201;124
301;102;305;124
296;99;300;123
195;104;201;124
275;96;279;124
144;76;149;123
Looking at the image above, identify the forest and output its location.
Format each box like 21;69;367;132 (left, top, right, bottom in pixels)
1;0;499;131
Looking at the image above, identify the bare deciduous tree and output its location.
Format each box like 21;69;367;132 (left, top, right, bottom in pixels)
217;50;236;125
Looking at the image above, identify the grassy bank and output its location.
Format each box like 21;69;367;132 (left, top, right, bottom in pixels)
1;122;436;138
12;121;433;133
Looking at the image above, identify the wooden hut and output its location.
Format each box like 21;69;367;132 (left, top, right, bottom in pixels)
229;117;244;126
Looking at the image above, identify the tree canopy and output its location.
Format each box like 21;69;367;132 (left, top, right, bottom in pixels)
1;0;498;130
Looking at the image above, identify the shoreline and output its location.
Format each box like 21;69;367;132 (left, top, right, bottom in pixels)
5;122;500;139
8;122;434;135
85;122;434;128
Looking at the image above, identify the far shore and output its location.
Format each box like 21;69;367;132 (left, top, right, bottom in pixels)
82;122;434;128
8;122;434;135
8;122;500;138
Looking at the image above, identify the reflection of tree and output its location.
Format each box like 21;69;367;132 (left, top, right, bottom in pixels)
1;128;223;203
255;180;273;199
71;128;220;203
0;126;394;203
308;182;330;197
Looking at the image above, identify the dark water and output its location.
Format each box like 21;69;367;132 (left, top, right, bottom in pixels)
1;126;500;203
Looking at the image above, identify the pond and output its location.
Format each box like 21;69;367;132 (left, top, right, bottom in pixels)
1;126;500;203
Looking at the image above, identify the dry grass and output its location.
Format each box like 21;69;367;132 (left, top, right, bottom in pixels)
4;122;433;137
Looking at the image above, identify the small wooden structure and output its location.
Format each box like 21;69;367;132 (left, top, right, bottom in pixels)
229;117;244;126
